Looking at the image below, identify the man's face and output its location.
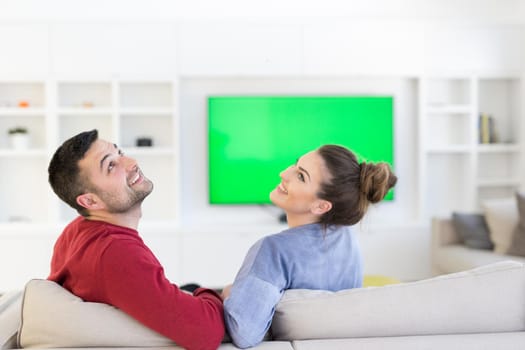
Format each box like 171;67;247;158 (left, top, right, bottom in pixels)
78;138;153;213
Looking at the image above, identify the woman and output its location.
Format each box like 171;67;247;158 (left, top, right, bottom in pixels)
221;144;397;348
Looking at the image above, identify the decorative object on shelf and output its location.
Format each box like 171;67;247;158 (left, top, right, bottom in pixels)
136;137;153;147
8;215;31;222
18;100;30;108
8;126;30;150
479;113;498;144
82;101;94;108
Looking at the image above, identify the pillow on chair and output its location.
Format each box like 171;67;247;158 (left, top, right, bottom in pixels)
451;212;493;250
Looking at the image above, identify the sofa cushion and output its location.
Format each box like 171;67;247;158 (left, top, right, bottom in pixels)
18;279;180;348
507;192;525;257
292;333;525;350
482;198;519;254
272;261;525;340
219;342;293;349
432;244;525;274
451;212;493;250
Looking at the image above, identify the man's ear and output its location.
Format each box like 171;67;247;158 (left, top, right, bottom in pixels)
76;193;104;210
311;199;332;215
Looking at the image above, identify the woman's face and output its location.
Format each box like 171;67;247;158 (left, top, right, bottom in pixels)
270;149;332;225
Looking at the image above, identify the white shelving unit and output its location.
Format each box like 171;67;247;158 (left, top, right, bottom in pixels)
1;75;522;229
0;79;179;227
418;74;524;220
0;81;51;224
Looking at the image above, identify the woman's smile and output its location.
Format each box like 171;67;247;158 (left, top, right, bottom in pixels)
277;183;288;195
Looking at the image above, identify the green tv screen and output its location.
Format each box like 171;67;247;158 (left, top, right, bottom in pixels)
208;96;394;204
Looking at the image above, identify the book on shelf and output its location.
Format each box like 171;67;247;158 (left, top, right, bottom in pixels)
478;113;498;144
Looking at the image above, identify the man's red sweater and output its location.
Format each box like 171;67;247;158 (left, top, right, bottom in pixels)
48;216;224;350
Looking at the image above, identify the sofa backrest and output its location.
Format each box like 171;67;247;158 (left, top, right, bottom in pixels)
272;260;525;340
14;261;525;347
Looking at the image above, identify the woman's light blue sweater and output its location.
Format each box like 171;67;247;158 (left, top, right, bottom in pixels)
224;223;363;348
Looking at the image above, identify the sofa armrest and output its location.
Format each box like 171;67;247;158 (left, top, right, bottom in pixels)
432;217;461;248
431;217;463;275
0;291;22;350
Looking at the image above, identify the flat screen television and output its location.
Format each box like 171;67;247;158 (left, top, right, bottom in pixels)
208;96;394;204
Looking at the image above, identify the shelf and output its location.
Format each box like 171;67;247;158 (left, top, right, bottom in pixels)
0;149;47;157
0;108;46;116
476;179;521;187
57;107;113;115
124;147;175;156
477;143;520;153
425;104;471;114
426;145;472;154
0;222;64;238
119;107;173;115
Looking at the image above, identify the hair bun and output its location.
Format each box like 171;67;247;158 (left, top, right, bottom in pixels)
360;162;397;204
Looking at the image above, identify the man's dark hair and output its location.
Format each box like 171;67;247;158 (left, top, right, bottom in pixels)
48;129;99;216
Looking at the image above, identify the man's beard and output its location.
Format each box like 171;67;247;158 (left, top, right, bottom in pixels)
99;181;154;214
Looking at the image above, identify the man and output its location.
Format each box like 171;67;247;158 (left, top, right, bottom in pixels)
47;129;224;350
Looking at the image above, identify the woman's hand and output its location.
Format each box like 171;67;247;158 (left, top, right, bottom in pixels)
221;283;233;300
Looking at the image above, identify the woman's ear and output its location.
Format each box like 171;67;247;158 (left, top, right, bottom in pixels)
311;199;332;215
76;193;104;211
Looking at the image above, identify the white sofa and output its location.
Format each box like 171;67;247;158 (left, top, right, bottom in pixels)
431;217;525;275
2;260;525;349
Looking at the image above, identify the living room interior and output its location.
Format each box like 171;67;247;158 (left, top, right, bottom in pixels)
1;0;525;293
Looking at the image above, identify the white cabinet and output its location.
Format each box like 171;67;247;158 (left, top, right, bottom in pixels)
0;79;179;226
476;78;522;200
419;75;523;220
0;82;51;223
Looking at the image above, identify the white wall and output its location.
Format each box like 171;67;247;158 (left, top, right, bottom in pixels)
1;1;524;289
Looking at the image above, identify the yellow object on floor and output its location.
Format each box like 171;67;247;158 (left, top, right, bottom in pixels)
363;275;400;287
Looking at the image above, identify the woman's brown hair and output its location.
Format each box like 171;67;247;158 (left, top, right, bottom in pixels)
317;145;397;226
